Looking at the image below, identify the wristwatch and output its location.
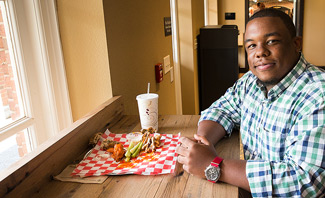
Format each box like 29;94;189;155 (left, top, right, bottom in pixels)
204;156;223;183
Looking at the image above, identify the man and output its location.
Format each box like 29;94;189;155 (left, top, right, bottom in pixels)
176;8;325;197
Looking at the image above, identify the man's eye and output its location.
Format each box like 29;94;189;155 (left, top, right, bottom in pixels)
267;40;278;45
247;44;256;49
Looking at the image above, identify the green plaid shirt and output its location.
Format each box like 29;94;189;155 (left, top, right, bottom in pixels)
200;54;325;197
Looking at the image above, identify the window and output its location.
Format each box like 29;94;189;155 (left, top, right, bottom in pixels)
0;0;72;172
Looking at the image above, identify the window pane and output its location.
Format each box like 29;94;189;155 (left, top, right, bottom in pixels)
0;128;31;172
0;1;25;129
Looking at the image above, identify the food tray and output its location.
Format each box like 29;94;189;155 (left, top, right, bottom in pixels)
72;129;180;177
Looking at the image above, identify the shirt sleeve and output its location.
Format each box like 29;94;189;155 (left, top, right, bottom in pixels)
199;74;248;136
246;92;325;197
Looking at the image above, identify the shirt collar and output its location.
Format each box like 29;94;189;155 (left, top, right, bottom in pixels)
256;53;308;101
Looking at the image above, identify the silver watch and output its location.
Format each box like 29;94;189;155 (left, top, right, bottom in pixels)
204;156;223;183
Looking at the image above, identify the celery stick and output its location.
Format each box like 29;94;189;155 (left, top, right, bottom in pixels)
125;157;130;162
132;142;143;158
125;141;135;158
130;141;141;154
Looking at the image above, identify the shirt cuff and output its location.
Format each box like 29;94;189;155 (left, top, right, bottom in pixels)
246;160;273;198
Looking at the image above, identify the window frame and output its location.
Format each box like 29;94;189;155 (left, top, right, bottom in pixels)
0;0;72;148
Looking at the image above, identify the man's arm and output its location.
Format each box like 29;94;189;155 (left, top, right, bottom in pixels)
219;159;250;191
197;120;227;145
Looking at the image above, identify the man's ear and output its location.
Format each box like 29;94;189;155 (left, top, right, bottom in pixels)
293;36;303;52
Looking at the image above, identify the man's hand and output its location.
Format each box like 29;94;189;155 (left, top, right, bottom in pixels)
177;134;250;191
176;134;218;178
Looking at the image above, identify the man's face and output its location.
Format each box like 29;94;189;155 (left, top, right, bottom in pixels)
244;17;301;90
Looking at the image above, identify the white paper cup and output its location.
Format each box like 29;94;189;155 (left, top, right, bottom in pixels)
136;93;159;132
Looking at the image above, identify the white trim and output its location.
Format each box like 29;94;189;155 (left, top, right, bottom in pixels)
0;0;72;147
170;0;183;115
204;0;209;26
6;0;39;148
0;117;34;140
292;0;297;26
205;0;219;26
2;0;36;145
31;0;60;140
0;1;27;126
13;0;55;145
5;1;30;118
36;0;73;130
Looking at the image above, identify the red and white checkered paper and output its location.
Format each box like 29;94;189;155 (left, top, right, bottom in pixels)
72;130;180;177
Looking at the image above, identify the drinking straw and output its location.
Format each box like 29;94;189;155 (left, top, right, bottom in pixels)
147;83;150;94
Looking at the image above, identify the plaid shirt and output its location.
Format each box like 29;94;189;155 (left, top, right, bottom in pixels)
199;54;325;197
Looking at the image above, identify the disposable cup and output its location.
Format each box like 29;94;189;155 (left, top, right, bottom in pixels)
136;93;159;132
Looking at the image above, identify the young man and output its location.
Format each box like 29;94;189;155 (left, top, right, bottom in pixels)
176;8;325;197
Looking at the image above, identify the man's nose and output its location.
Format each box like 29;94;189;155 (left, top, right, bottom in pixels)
255;45;270;58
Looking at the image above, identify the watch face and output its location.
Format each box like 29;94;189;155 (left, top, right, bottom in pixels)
205;165;220;181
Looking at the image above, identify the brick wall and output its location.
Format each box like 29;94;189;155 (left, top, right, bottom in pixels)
0;7;27;157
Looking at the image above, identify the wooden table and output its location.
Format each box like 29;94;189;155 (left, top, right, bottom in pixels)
0;97;241;198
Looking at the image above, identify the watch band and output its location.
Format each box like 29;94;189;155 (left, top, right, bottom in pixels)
211;156;223;168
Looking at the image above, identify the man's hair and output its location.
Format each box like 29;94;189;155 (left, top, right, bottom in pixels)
248;8;296;37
